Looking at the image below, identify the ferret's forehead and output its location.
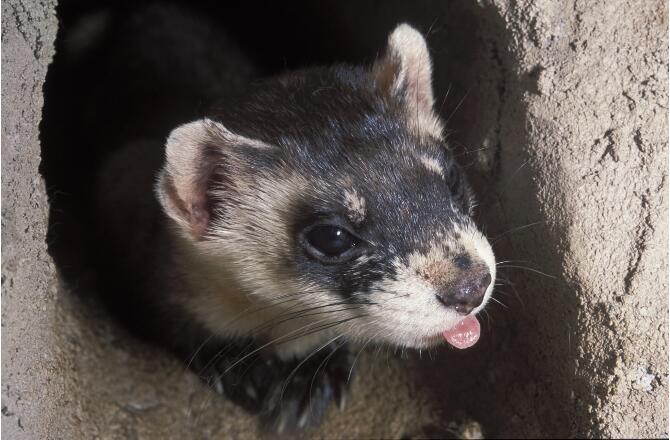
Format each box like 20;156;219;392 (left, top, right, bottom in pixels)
304;144;450;201
281;120;448;178
291;148;464;244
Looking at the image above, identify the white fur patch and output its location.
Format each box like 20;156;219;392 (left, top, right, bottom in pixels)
343;188;367;224
419;155;444;177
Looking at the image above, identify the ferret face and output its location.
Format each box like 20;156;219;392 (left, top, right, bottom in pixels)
157;24;495;350
284;146;495;347
280;138;495;349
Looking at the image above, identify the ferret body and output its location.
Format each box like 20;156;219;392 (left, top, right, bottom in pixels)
95;5;495;432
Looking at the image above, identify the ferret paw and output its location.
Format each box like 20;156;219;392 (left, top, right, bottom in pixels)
259;342;353;433
190;339;353;431
190;339;273;413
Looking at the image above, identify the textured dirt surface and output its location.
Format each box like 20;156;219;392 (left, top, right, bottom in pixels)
471;1;669;437
1;0;64;438
2;0;668;438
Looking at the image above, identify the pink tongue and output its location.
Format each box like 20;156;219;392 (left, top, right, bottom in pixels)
443;315;481;349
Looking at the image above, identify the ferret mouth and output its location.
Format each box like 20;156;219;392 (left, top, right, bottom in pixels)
442;315;481;349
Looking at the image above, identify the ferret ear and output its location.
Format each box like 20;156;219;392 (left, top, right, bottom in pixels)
156;118;273;240
372;24;442;137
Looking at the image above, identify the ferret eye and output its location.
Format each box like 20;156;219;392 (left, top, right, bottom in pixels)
304;225;358;259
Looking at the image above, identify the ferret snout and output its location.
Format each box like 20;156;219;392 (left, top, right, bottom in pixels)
435;267;492;315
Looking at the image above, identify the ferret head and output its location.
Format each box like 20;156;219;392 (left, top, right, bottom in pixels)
156;24;495;350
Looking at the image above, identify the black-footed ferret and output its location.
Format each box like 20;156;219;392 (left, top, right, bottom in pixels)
96;5;495;432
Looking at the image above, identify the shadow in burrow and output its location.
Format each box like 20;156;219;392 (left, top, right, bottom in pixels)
38;0;585;437
402;4;591;438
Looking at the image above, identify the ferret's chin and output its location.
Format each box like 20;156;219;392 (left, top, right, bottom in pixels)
415;333;447;348
385;332;445;350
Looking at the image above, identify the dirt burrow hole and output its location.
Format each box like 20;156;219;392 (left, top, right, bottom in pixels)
39;1;575;437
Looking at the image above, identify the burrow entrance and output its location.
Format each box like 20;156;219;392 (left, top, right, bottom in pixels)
39;1;573;437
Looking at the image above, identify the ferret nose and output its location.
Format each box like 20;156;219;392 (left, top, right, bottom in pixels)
436;271;491;315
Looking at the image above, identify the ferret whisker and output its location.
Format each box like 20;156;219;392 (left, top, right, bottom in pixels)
273;315;367;348
439;83;453;114
489;296;508;309
184;333;216;374
201;308;331;374
495;160;531;201
495;259;532;266
496;264;556;279
444;89;469;126
237;293;373;344
308;339;345;414
278;334;345;409
482;309;492;325
497;289;526;310
250;304;369;337
185;291;313;368
452;145;490;158
198;318;324;377
236;297;370;340
204;305;367;372
347;331;381;384
491;222;542;242
495;274;526;309
197;291;308;343
217;317;352;377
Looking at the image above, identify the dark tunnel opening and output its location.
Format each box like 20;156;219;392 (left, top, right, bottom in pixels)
38;1;530;436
